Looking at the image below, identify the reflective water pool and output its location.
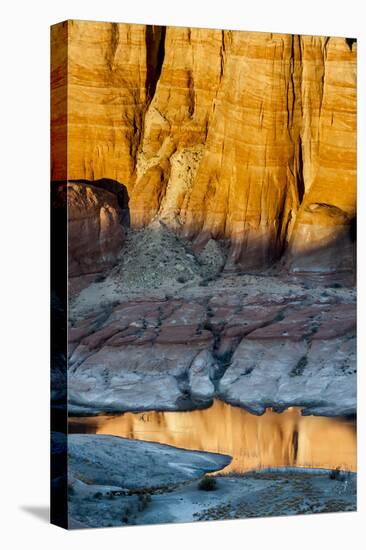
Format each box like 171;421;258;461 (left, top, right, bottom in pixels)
69;400;356;474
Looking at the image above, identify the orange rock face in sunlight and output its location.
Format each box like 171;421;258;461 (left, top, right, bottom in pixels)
69;400;356;474
51;21;356;270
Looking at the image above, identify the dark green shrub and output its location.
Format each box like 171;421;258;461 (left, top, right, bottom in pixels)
329;468;350;481
198;476;217;491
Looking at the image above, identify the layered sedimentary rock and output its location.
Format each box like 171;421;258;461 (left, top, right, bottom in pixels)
51;21;356;271
287;38;357;272
54;182;124;279
219;302;356;416
68;286;356;416
68;299;216;413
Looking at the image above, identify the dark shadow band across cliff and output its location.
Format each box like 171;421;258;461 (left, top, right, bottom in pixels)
51;179;356;284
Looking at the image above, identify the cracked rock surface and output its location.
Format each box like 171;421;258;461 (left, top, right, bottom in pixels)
68;240;356;417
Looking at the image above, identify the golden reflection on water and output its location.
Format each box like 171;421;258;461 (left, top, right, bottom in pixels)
69;400;356;474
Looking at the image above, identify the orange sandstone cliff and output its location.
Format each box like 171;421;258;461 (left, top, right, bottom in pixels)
51;21;356;273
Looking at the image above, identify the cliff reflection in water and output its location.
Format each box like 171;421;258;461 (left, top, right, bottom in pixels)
69;400;356;474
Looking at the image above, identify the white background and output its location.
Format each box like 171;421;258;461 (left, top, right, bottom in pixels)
1;0;365;548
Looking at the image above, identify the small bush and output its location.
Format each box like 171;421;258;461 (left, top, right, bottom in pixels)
176;276;187;284
198;476;218;491
329;468;350;481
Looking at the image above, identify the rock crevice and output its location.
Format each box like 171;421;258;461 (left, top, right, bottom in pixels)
68;278;356;417
52;22;356;273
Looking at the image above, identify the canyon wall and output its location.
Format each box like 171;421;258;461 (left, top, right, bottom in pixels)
51;21;356;272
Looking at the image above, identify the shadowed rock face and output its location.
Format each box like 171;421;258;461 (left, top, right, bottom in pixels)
53;182;125;291
51;21;356;272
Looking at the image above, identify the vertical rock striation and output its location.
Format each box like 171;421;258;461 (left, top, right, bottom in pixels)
51;21;356;272
53;182;124;286
287;37;356;272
